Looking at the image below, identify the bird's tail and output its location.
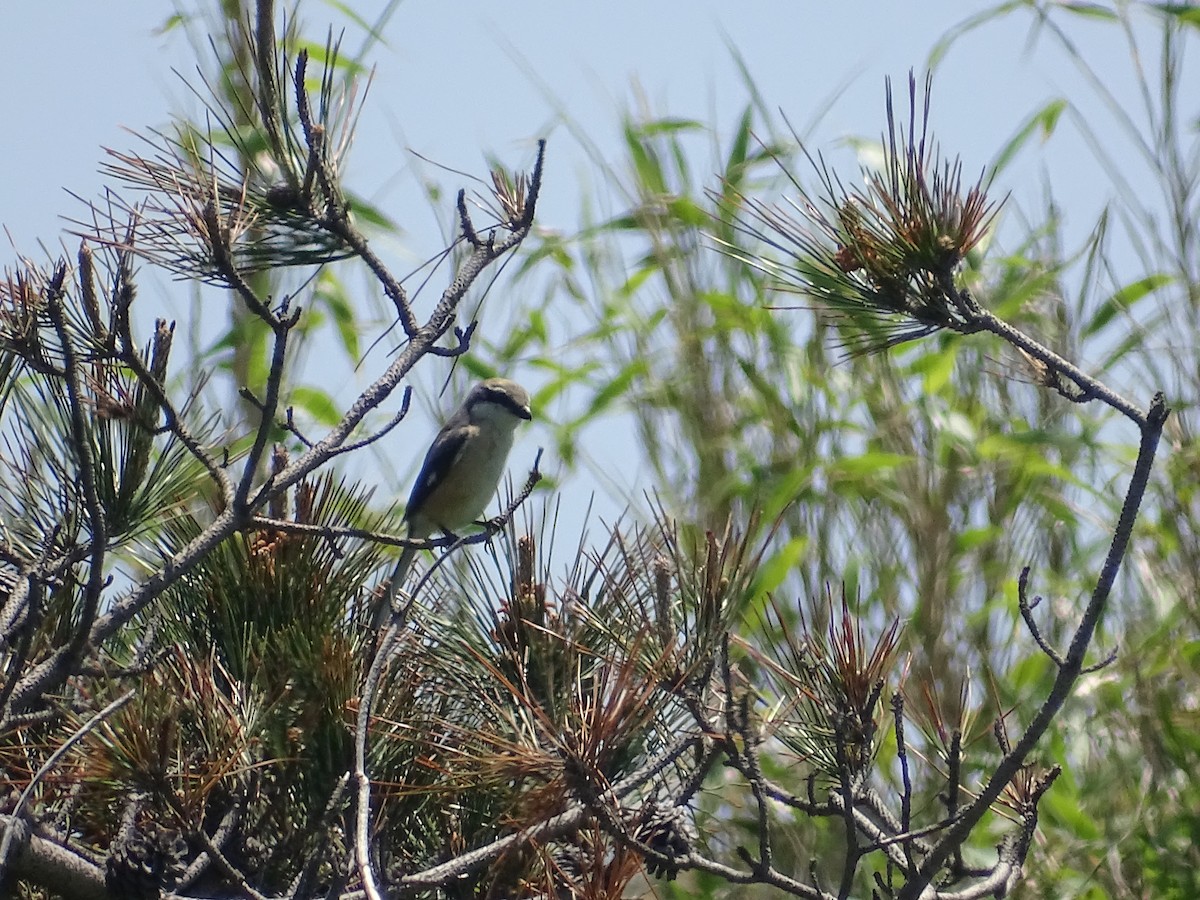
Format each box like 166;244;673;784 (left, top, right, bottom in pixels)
371;544;418;630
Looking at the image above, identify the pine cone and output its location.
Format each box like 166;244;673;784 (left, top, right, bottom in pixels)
636;802;696;880
105;819;189;899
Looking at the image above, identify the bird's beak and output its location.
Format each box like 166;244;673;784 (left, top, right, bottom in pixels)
518;404;532;421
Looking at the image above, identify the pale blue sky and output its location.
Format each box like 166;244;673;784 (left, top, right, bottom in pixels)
8;2;1160;254
4;1;1188;535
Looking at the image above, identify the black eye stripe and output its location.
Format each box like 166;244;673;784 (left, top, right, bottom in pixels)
480;387;529;417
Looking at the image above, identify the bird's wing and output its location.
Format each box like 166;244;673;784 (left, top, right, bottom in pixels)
404;423;472;526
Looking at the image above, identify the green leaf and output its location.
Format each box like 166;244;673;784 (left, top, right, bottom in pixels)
320;0;383;39
724;106;754;188
295;39;368;76
617;264;657;299
1151;4;1200;27
315;274;359;360
586;361;647;418
154;13;187;35
1041;785;1102;840
666;195;708;227
1101;318;1161;371
989;263;1064;318
954;525;1002;552
748;537;807;598
624;124;667;195
975;433;1084;484
1059;2;1119;21
828;451;911;478
1081;273;1172;339
908;345;958;394
1007;651;1053;695
760;465;815;521
637;117;704;136
926;1;1026;70
290;386;341;426
990;99;1067;177
345;194;396;230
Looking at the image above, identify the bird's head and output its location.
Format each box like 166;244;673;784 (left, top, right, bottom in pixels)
465;378;532;428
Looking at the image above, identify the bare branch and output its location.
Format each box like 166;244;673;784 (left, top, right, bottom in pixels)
898;393;1169;899
1016;566;1064;667
0;817;108;900
892;692;917;877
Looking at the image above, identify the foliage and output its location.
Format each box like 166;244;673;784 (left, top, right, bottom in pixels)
491;3;1199;896
0;1;1194;899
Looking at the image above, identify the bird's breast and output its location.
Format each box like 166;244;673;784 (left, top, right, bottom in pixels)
427;426;515;531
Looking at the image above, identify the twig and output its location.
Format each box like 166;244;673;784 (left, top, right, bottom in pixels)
1081;646;1120;674
736;695;774;873
390;733;702;891
320;386;412;458
962;290;1147;428
945;727;964;872
292;52;416;336
682;850;834;899
0;526;61;653
570;773;682;881
45;273;108;669
1016;567;1064;667
855;786;936;856
898;393;1169;899
422;321;477;357
932;848;1018;899
288;774;350;899
351;452;544;891
106;241;234;506
193;827;270;900
892;692;916;877
240;388;315;449
234;305;299;512
177;802;243;890
826;788;912;873
202;199;280;325
832;716;860;900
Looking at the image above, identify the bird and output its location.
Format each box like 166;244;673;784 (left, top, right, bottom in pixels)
372;378;532;628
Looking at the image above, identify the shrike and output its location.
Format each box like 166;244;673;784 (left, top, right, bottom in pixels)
372;378;532;628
